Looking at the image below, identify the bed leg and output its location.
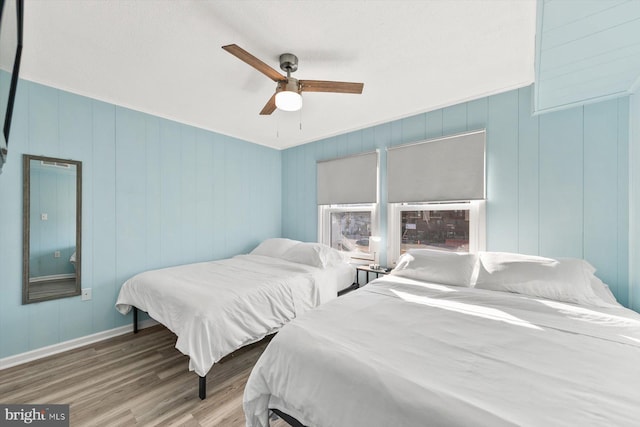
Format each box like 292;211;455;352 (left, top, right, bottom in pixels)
199;375;206;400
271;409;307;427
133;307;138;334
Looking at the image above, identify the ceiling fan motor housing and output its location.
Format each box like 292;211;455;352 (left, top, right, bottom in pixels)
277;78;301;93
279;53;298;73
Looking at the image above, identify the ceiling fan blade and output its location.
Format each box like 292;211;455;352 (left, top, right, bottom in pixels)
222;44;285;82
259;93;277;115
299;80;364;94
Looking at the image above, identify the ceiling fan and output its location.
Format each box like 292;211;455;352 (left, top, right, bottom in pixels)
222;44;364;115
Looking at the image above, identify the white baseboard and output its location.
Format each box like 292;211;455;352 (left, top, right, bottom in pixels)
0;318;159;371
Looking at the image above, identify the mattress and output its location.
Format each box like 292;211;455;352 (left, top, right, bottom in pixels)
115;254;355;377
244;275;640;427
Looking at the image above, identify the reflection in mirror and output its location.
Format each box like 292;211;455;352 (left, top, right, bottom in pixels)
23;155;81;304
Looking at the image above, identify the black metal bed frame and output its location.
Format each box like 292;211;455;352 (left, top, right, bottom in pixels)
132;307;208;399
271;409;307;427
132;307;328;426
130;279;359;404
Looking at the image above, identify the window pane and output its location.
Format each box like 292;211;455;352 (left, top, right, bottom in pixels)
401;210;469;253
330;211;372;253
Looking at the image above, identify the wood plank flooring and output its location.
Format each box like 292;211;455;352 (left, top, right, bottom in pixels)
0;325;287;426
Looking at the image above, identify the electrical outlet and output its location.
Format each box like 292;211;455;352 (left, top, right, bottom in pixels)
41;213;48;221
81;288;92;301
54;251;61;258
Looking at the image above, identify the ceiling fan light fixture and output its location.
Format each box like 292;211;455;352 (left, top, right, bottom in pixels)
275;90;302;112
275;78;302;112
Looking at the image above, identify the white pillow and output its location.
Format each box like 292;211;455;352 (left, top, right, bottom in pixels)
475;252;611;307
558;258;621;306
250;238;301;258
324;246;350;266
590;275;620;306
281;242;344;268
390;249;478;287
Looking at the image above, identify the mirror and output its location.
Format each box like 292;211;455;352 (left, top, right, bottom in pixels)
23;154;81;304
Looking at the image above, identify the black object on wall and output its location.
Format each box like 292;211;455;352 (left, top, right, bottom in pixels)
0;0;24;174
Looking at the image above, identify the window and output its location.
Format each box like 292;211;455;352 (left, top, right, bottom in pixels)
387;201;485;265
385;131;486;265
317;151;379;262
401;209;469;252
319;204;378;261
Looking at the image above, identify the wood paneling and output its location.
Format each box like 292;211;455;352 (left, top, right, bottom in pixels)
618;96;631;309
535;0;640;112
281;85;631;308
0;80;282;360
517;86;539;255
487;90;519;253
583;99;620;295
538;106;584;258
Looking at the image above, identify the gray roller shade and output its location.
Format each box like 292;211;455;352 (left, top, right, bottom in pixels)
317;151;378;205
387;130;485;203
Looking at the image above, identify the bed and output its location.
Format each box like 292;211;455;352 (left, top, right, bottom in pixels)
115;238;355;399
244;249;640;427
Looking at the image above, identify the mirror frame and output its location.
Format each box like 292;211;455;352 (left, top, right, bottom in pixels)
22;154;82;304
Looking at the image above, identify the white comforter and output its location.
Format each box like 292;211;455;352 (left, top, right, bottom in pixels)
244;275;640;427
115;254;346;377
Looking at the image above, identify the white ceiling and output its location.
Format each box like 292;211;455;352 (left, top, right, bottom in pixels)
22;0;537;150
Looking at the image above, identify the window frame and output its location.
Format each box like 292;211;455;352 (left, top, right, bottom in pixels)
318;203;379;262
387;200;486;265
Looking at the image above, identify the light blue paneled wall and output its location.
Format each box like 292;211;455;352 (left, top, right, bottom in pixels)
534;0;640;114
630;90;640;311
281;85;633;308
0;80;282;359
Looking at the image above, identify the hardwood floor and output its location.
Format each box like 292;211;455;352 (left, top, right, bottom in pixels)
0;325;287;426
